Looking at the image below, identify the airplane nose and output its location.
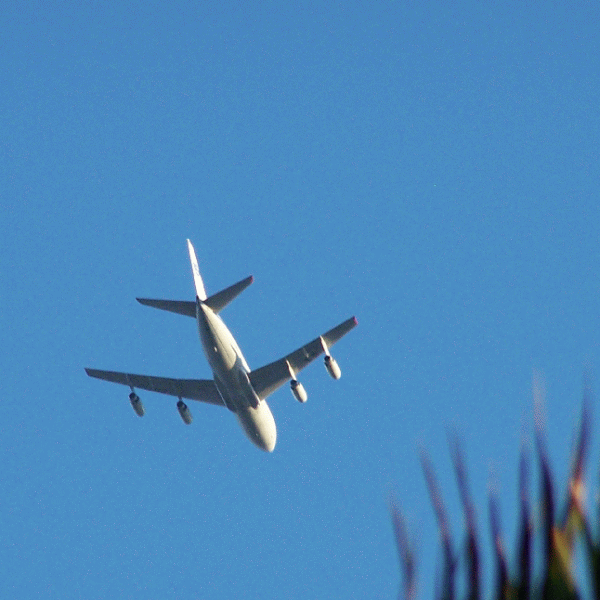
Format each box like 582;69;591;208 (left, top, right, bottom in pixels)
251;403;277;452
237;404;277;452
261;412;277;452
255;421;277;452
262;432;276;453
250;428;276;452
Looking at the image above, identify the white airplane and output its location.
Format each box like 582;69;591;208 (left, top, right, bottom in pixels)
86;240;357;452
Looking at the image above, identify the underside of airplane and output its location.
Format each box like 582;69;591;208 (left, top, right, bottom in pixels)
86;240;357;452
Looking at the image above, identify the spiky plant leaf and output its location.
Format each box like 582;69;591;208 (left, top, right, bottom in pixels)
489;493;511;600
515;449;532;600
390;498;417;600
393;378;598;600
449;434;479;600
421;450;455;600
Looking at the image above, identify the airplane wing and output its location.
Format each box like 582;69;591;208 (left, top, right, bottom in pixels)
248;316;358;400
85;368;225;406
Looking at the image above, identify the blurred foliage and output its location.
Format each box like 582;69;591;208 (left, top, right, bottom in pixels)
391;381;599;600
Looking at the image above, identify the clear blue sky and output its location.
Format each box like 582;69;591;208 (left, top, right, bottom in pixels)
2;2;599;598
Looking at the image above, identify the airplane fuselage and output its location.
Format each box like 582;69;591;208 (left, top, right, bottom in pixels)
85;239;357;453
195;298;277;452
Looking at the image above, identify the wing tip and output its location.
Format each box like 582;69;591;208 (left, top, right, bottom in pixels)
352;316;358;326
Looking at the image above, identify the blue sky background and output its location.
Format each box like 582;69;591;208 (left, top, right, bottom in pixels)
2;2;599;598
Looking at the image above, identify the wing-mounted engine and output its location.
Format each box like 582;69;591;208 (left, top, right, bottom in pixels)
129;391;145;416
177;399;193;424
286;360;308;403
320;336;342;379
290;379;308;403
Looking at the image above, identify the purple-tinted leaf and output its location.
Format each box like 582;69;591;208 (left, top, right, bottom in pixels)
421;450;455;600
389;497;417;600
489;493;509;600
449;433;479;600
516;448;531;600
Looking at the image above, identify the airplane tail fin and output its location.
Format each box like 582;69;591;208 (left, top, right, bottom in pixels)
137;242;253;316
187;239;207;300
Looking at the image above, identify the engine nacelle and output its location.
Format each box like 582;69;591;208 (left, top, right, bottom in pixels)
324;355;342;380
290;379;308;403
177;399;193;425
129;392;145;417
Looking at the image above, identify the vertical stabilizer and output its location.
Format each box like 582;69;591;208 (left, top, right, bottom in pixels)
186;239;207;300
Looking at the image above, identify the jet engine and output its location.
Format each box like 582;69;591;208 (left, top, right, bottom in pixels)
290;379;308;403
177;399;193;425
324;355;342;380
129;392;145;417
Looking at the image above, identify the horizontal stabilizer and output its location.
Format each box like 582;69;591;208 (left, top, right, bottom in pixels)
137;275;253;317
136;298;196;317
204;275;253;313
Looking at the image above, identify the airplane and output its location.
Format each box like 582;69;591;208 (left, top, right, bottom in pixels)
85;239;357;452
